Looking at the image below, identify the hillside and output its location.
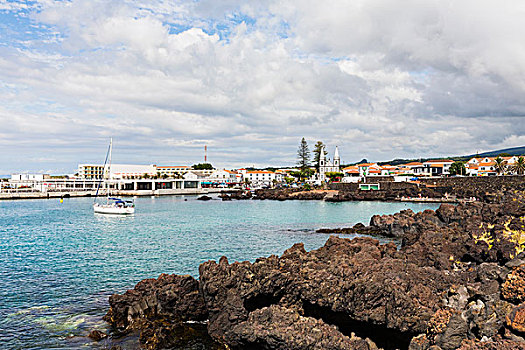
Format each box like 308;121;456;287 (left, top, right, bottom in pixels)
372;146;525;166
465;146;525;158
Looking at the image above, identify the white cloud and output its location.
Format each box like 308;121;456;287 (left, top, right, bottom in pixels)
0;0;523;173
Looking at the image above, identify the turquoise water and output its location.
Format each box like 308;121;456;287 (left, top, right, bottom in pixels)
0;195;439;349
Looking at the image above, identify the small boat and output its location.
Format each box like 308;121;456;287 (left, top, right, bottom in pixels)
93;138;135;215
94;198;135;215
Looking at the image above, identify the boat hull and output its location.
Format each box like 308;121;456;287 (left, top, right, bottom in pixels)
93;204;135;215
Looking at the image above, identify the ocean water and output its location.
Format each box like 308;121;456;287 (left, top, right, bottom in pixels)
0;195;439;349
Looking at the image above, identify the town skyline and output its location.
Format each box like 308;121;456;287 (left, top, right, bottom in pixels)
1;1;525;174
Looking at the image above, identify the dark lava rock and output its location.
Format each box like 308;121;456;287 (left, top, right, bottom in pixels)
88;329;108;341
457;335;525;349
104;274;207;331
315;222;383;236
507;303;525;334
230;191;252;200
199;237;461;350
502;264;525;304
228;305;379;350
197;195;212;201
219;193;232;201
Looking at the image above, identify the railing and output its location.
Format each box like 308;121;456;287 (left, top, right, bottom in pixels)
0;188;40;193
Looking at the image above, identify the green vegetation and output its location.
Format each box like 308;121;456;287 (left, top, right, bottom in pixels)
325;171;344;182
494;157;507;175
449;161;466;176
312;141;327;171
512;156;525;175
192;163;214;170
297;138;311;171
290;168;314;181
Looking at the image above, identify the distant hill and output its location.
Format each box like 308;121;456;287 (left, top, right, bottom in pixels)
372;146;525;166
465;146;525;158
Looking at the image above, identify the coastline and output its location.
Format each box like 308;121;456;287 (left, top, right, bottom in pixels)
97;180;525;350
0;188;236;200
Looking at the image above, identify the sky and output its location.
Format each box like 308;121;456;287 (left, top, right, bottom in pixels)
1;0;524;174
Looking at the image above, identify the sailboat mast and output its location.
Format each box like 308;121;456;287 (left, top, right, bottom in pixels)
107;138;113;199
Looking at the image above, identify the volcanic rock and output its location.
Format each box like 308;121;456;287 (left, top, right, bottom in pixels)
507;303;525;334
104;274;207;331
88;329;108;341
502;264;525;304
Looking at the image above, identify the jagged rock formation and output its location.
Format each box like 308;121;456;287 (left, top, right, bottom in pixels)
104;192;525;349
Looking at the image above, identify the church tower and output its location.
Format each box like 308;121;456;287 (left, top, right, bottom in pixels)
320;146;326;167
334;146;340;169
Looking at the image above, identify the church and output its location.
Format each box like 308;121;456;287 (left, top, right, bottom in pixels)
318;146;340;181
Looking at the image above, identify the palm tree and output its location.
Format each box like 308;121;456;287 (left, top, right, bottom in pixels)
494;157;507;175
512;156;525;175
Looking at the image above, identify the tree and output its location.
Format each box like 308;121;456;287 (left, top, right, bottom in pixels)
297;138;311;171
301;168;315;180
325;171;344;182
449;161;466;176
312;141;327;172
284;177;295;184
192;163;214;170
494;157;507;175
511;156;525;175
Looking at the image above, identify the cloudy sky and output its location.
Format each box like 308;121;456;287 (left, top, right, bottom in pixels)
1;0;524;173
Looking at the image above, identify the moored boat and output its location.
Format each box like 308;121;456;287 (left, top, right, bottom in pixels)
93;139;136;215
93;198;135;215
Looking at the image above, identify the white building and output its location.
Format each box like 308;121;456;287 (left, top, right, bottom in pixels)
245;170;277;187
78;164;104;179
156;166;191;177
319;146;340;181
78;163;157;180
110;164;157;179
422;160;454;176
11;174;48;181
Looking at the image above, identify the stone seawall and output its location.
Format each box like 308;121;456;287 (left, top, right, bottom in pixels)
329;176;525;202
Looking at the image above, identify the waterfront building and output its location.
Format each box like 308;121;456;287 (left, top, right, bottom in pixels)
245;170;277;187
156;166;191;178
422;159;454;176
466;156;522;176
78;164;104;179
78;163;157;180
319;146;340;181
11;174;49;181
399;162;429;176
356;163;378;177
110;164;157;179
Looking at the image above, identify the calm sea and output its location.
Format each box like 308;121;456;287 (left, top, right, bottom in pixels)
0;195;439;349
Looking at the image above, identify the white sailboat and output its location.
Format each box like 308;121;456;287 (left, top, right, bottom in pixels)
93;138;135;215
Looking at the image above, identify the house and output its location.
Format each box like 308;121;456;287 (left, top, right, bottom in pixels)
356;163;380;176
400;162;429;176
422;160;454;176
245;171;277;187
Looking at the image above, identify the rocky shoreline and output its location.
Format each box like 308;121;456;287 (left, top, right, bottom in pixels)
96;184;525;350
